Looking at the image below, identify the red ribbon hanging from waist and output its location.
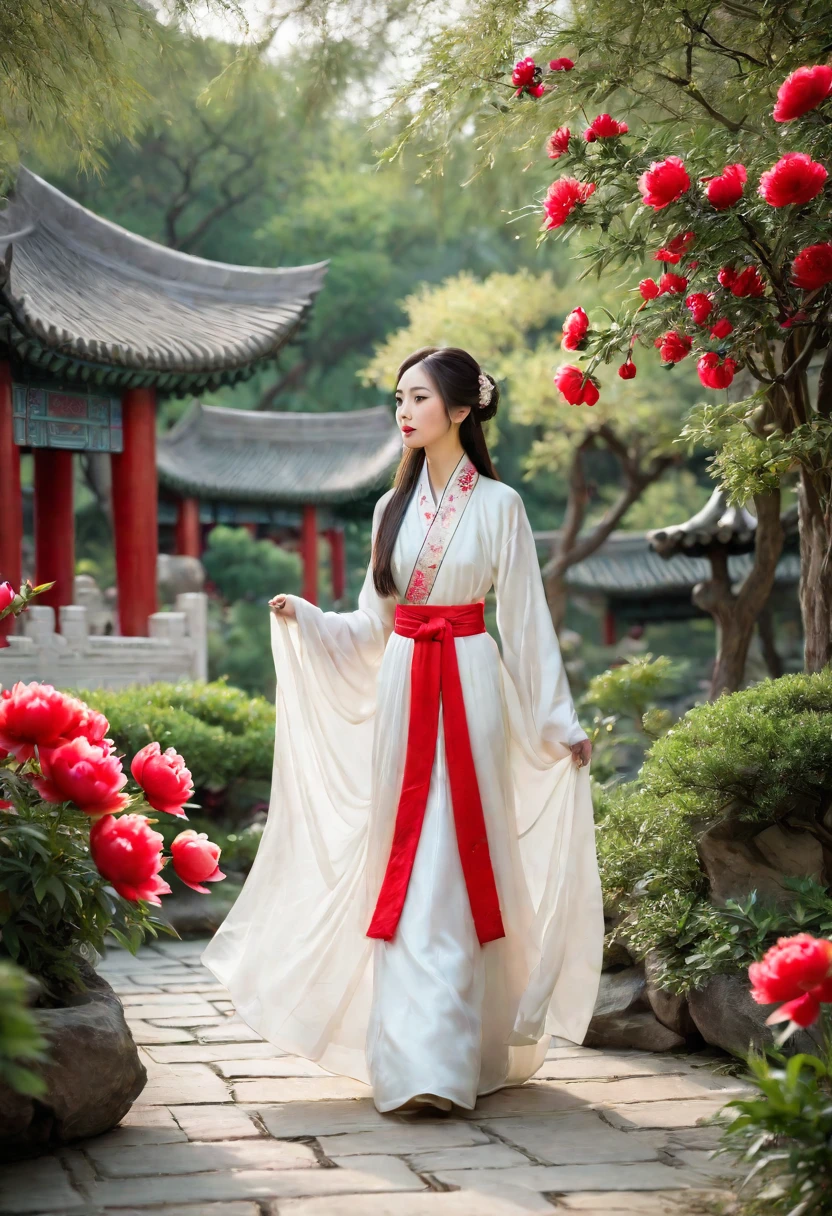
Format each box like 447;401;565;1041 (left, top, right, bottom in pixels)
367;602;505;946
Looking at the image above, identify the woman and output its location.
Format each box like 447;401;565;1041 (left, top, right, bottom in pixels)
202;346;603;1114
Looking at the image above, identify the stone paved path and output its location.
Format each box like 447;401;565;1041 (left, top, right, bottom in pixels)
0;939;749;1216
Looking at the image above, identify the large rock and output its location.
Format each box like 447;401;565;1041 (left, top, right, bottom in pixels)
585;965;686;1052
585;1010;686;1052
0;964;146;1159
688;972;821;1058
645;951;696;1039
697;821;824;904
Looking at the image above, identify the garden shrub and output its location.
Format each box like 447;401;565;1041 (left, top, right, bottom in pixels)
80;680;275;791
598;669;832;991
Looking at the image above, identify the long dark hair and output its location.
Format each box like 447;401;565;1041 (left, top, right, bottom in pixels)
372;346;501;598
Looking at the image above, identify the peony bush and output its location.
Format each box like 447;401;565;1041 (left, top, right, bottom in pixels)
0;681;225;994
722;934;832;1215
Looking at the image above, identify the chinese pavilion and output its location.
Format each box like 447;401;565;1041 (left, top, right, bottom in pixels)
0;168;328;641
156;401;402;603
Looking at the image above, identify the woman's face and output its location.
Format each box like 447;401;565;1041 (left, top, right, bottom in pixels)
395;362;470;449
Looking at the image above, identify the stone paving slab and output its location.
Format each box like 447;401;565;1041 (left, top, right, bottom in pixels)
0;1157;87;1214
278;1187;556;1215
107;1206;259;1216
602;1100;731;1131
85;1156;425;1205
256;1098;402;1137
481;1110;661;1165
556;1191;736;1212
317;1121;490;1156
172;1104;264;1140
534;1054;706;1081
0;941;744;1216
138;1060;232;1105
232;1075;374;1102
147;1041;280;1064
433;1162;698;1192
405;1143;530;1170
87;1137;318;1176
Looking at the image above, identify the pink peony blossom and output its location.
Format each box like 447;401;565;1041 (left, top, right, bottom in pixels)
170;829;226;894
90;813;171;905
131;742;193;817
638;156;690;209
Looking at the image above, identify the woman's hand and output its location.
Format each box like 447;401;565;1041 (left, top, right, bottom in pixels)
269;594;296;619
570;739;592;768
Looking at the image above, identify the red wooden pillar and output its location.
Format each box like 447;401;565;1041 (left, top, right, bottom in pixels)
301;504;318;605
175;497;202;557
603;607;617;646
112;388;158;635
0;363;21;646
34;449;75;619
326;526;346;601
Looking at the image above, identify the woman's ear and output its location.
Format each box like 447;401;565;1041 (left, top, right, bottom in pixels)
451;405;472;426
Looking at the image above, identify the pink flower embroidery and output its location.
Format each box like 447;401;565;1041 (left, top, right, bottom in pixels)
405;458;479;604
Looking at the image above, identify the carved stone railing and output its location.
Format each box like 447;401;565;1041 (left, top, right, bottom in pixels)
0;593;208;689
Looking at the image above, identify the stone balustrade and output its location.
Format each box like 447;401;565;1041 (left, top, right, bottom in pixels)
0;592;208;689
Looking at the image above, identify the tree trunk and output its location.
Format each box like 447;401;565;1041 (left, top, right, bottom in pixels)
798;464;832;672
757;604;783;679
692;489;784;699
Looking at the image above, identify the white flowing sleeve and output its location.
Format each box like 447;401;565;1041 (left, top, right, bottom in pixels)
201;491;396;1078
491;487;603;1047
494;488;587;753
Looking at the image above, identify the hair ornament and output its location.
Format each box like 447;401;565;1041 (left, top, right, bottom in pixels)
477;372;494;408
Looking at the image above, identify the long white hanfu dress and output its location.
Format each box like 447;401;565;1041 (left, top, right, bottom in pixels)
202;454;604;1112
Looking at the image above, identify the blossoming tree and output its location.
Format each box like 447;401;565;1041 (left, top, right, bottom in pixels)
375;0;832;676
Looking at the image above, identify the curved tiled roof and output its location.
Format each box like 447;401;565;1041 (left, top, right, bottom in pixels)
157;402;402;505
0;168;328;394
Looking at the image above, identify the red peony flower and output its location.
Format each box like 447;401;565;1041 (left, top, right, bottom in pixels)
773;65;832;122
685;292;714;326
0;583;15;613
35;737;130;816
561;306;589;351
718;265;766;298
584;114;628;141
654;331;692;364
703;163;747;210
749;934;832;1028
791;242;832;291
658;272;688;295
512;57;544;97
554;364;600;406
512;57;536;87
697;352;739;389
64;705;111;749
549;57;574;71
0;682;84;762
618;359;637;380
710;317;734;340
90;813;171;905
639;278;660;301
542;178;596;229
170;829;226;895
759;152;828;207
547;126;571;160
131;741;193;817
638;156;690;210
653;231;695;264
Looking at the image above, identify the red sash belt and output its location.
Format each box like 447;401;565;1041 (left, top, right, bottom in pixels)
367;602;505;946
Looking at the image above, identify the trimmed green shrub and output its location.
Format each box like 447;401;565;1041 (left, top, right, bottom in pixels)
80;680;275;791
599;670;832;991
